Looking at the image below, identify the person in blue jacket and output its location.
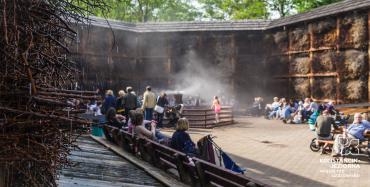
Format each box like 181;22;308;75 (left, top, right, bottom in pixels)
170;118;197;156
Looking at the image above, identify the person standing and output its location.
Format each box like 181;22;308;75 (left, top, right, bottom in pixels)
116;90;126;115
156;92;169;128
142;86;156;121
211;96;221;123
123;86;138;124
102;90;116;114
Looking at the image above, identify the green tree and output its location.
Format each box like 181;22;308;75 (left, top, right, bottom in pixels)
266;0;343;18
75;0;201;22
199;0;269;20
293;0;343;13
266;0;295;18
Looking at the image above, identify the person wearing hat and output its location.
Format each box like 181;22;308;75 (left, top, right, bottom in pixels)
315;109;338;154
142;86;156;121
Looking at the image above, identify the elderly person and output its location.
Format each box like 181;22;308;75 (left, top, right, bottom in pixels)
102;90;116;114
171;118;197;156
116;90;126;115
332;113;370;157
265;97;281;119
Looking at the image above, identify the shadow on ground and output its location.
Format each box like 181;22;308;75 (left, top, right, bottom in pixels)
227;152;331;187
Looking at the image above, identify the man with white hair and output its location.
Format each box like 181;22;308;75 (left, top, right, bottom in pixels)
332;113;370;157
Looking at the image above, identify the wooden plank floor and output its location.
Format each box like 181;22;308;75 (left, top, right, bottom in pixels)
57;135;163;187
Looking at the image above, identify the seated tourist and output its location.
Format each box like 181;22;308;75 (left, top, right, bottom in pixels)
132;111;156;139
132;110;169;142
302;98;312;122
279;99;295;121
265;97;281;119
308;99;319;113
171;118;197;156
251;97;263;116
332;113;370;157
315;110;338;154
289;101;304;123
105;107;126;129
362;113;369;123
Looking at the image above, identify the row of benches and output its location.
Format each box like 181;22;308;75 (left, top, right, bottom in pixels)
102;125;268;187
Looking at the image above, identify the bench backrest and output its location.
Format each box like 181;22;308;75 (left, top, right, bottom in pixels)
193;158;265;187
102;125;268;187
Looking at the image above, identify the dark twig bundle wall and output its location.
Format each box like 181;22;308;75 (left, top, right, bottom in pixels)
340;14;367;48
311;18;337;48
337;50;367;80
313;78;336;99
269;10;369;103
289;27;310;51
0;0;106;186
289;54;310;74
291;78;311;98
312;51;336;73
71;4;370;105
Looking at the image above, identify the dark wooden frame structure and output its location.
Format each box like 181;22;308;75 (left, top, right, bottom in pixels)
70;0;370;105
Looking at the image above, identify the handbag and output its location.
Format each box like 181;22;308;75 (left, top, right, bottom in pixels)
154;105;164;113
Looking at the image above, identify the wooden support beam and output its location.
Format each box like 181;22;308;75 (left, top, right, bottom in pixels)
166;35;172;87
368;11;370;105
274;72;338;78
336;17;341;104
287;27;292;98
0;167;4;187
231;33;236;95
309;23;314;100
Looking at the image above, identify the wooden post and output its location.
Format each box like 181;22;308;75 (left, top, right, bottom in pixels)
195;162;207;187
0;167;5;187
336;17;341;104
308;23;314;100
287;27;292;98
167;35;172;88
368;12;370;105
230;34;236;95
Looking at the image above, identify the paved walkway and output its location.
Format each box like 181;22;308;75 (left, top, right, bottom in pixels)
163;116;370;187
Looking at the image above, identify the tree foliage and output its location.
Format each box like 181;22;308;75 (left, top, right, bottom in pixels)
77;0;344;22
76;0;201;22
199;0;269;20
267;0;343;18
293;0;343;13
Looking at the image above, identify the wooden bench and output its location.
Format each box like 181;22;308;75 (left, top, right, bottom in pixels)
102;125;268;187
136;137;197;185
193;158;265;187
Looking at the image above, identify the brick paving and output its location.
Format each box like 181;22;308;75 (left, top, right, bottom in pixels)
162;116;370;187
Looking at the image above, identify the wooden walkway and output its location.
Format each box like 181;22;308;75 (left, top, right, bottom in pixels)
57;135;163;187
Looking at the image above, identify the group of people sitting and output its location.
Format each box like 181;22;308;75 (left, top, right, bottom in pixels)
315;111;370;156
106;106;197;156
264;97;335;124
